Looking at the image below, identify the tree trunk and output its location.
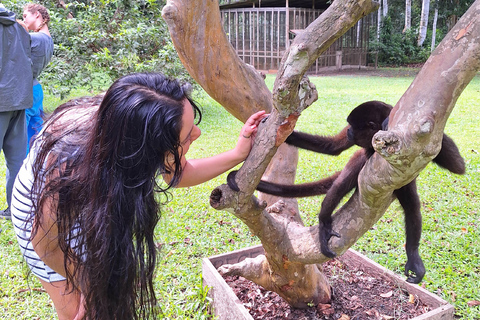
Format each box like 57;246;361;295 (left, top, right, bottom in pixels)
377;3;382;40
431;7;438;51
403;0;411;32
383;0;388;17
163;0;480;308
418;0;430;46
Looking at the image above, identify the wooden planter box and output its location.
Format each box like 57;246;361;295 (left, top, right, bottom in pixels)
202;245;454;320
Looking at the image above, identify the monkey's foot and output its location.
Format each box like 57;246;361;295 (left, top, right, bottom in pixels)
404;257;426;284
319;224;340;258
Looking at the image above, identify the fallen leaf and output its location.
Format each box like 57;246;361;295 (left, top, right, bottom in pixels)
380;290;393;298
467;300;480;307
448;290;457;302
316;303;335;315
382;315;394;320
366;309;380;317
317;303;332;310
338;314;350;320
408;293;416;304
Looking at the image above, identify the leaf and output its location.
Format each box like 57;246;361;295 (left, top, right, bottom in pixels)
467;300;480;307
380;290;393;298
366;309;380;317
338;314;350;320
408;294;416;304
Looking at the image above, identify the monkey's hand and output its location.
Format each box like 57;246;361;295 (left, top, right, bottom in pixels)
226;170;240;191
318;218;340;258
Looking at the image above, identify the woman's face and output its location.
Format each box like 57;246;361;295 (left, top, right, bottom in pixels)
22;10;38;31
178;99;201;157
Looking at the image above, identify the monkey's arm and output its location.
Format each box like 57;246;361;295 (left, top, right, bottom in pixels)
318;150;367;258
285;126;354;156
432;134;465;174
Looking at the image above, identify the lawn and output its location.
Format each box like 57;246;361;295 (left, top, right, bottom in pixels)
1;71;479;319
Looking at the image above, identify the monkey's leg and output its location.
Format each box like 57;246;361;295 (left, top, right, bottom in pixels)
433;134;465;174
395;180;426;284
317;155;362;258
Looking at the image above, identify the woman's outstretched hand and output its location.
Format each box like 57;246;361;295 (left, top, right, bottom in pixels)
235;110;268;159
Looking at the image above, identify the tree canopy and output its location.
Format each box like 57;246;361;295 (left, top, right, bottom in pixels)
2;0;475;96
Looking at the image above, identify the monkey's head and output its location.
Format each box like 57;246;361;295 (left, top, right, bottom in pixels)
346;101;392;149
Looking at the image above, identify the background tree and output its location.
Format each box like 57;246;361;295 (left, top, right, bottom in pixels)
163;0;480;307
431;1;439;51
403;0;412;32
3;0;189;98
417;0;430;46
3;0;476;95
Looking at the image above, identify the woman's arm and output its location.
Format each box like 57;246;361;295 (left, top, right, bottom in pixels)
30;160;75;279
31;195;74;279
173;110;267;188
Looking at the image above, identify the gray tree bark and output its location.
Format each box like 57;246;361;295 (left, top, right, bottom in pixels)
403;0;411;32
431;7;439;51
418;0;431;46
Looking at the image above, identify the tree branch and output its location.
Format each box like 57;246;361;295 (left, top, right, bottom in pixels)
162;0;272;122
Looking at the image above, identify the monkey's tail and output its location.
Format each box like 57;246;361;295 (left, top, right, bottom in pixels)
256;171;341;198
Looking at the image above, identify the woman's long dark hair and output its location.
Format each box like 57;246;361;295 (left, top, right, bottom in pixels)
31;73;201;320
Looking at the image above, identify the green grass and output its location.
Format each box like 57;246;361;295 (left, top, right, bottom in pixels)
1;73;479;319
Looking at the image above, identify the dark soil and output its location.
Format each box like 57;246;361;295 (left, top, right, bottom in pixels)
224;258;432;320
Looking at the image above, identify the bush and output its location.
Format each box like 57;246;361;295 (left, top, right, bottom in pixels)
3;0;192;98
371;16;430;66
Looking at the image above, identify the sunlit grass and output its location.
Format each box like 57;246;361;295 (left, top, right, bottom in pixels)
1;73;479;319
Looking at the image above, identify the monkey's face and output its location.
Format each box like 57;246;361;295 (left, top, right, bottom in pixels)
347;121;382;149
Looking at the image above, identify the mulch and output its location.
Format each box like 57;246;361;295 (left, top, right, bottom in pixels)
224;258;432;319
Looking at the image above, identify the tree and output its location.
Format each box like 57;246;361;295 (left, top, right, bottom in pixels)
431;2;439;51
162;0;480;307
403;0;412;32
418;0;431;45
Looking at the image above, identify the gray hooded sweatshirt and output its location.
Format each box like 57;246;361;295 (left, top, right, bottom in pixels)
0;6;33;111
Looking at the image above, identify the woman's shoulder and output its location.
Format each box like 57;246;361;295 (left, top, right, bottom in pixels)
30;31;53;48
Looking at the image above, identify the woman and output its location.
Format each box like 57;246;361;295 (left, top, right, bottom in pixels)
11;72;267;320
22;3;54;151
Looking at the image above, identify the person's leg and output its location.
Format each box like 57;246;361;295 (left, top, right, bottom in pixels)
38;278;86;320
26;84;44;153
3;110;27;207
0;112;9;213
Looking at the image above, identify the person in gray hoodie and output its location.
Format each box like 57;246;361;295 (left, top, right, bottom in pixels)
0;4;33;219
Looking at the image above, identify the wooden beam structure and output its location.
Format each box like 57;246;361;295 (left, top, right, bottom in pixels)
220;5;374;73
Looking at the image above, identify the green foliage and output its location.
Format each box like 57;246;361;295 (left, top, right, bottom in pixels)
3;0;190;98
372;16;430;66
370;0;475;66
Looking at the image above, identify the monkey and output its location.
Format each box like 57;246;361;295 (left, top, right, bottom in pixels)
227;101;465;283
